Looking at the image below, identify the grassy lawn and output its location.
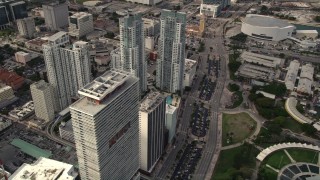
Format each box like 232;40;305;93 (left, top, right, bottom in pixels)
282;118;303;133
213;146;242;180
75;0;93;4
264;150;292;169
222;113;257;146
287;148;318;163
212;144;259;180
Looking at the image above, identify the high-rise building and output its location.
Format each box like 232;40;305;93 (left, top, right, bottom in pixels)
110;47;121;69
0;0;27;29
42;2;68;30
68;12;94;38
9;1;27;20
139;91;165;172
119;13;147;95
156;10;186;93
17;17;36;38
70;69;140;180
43;32;91;111
30;80;56;122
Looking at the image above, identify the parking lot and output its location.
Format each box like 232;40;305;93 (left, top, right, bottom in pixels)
191;104;209;137
199;76;216;101
171;142;202;180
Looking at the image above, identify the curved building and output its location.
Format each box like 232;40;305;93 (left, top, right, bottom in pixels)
241;14;295;41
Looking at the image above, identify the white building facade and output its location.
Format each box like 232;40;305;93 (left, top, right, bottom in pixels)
68;12;94;38
241;14;295;41
139;92;165;172
126;0;162;5
119;13;147;95
70;69;140;180
43;32;91;111
16;17;36;38
200;4;220;18
166;104;177;143
156;10;186;93
42;2;69;30
30;80;56;122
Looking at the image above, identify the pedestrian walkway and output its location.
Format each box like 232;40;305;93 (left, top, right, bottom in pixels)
284;149;296;163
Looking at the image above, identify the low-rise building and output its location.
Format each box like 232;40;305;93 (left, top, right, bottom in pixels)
240;51;283;68
297;64;314;95
25;38;48;52
9;157;78;180
59;120;74;143
145;36;154;51
9;101;34;120
15;51;32;65
0;117;12;132
184;59;197;87
284;60;300;91
296;30;318;39
0;69;25;90
236;64;275;81
200;4;220;18
285;94;313;124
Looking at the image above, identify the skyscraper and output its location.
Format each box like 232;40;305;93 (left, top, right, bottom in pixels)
43;32;90;111
119;13;147;95
139;91;165;172
30;80;56;122
70;69;140;180
156;10;186;93
42;2;68;30
0;0;27;29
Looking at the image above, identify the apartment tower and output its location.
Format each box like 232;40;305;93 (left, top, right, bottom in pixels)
119;13;147;95
139;91;165;172
30;80;56;122
156;10;186;93
70;69;140;180
43;32;90;111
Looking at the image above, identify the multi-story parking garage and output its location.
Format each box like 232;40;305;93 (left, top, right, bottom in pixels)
241;14;295;41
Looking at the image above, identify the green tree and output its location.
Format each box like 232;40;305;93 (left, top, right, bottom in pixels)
314;16;320;22
273;116;286;127
301;124;317;135
228;83;240;92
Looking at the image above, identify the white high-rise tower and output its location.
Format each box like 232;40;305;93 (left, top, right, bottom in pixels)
43;32;91;111
70;69;140;180
119;13;147;95
139;91;166;172
156;10;186;93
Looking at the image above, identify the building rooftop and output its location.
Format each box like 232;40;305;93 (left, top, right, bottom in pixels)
15;51;29;56
10;138;52;159
296;30;318;34
241;51;283;68
71;69;139;115
285;60;300;91
0;84;12;93
70;12;91;19
26;38;48;46
48;31;68;42
9;157;77;180
166;104;177;114
242;14;294;28
140;91;165;113
9;101;34;119
300;64;314;80
185;59;197;73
